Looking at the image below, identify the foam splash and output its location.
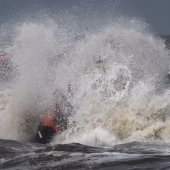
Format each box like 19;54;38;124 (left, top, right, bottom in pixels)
52;22;170;146
0;18;170;146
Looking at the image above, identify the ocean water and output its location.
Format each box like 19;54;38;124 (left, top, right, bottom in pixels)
0;2;170;169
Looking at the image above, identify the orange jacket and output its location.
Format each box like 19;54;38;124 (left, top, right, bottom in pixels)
41;117;60;133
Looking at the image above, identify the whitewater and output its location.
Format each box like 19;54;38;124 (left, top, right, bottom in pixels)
0;18;170;169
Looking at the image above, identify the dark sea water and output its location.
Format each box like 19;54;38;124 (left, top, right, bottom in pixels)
1;139;170;170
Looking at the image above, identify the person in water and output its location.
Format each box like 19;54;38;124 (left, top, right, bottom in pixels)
36;103;68;143
36;85;72;143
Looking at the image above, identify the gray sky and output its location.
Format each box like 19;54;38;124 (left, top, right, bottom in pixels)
120;0;170;34
0;0;170;34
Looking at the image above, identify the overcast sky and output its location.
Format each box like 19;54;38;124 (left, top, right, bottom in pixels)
120;0;170;34
0;0;170;34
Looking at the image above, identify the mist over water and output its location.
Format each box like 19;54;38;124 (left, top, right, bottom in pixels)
0;15;170;146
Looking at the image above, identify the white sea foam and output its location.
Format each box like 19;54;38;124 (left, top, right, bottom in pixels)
0;18;170;145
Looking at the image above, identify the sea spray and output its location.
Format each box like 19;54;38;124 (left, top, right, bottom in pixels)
52;21;170;146
0;19;169;145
